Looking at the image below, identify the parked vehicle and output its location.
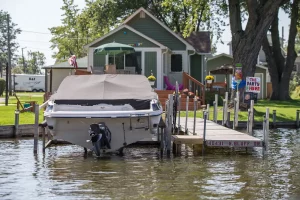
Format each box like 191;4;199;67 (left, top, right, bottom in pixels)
11;74;45;92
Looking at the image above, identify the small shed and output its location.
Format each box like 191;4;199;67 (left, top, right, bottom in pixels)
42;57;87;93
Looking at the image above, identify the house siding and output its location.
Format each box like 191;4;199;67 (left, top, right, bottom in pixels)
207;56;232;82
126;14;186;50
144;52;157;87
93;54;106;68
190;54;202;82
90;28;159;48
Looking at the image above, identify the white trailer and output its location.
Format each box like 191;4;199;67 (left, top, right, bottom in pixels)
12;74;45;92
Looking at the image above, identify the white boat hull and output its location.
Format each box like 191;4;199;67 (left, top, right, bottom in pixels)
46;115;161;152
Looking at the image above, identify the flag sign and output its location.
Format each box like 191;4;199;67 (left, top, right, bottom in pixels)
68;55;78;69
246;77;261;93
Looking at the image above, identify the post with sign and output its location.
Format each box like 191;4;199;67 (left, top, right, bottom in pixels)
245;77;261;107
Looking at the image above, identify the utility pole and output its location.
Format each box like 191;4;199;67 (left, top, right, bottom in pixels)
7;14;12;96
21;47;26;73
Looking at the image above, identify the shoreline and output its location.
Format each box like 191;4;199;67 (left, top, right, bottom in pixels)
0;121;298;139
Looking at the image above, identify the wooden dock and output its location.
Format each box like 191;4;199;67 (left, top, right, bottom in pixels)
172;117;264;148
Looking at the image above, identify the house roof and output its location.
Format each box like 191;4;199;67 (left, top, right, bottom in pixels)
121;7;195;51
207;53;233;61
43;56;87;69
84;24;167;49
207;53;268;71
185;32;211;54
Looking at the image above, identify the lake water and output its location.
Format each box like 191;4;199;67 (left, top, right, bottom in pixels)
0;128;300;200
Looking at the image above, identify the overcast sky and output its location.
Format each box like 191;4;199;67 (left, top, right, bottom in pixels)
1;0;291;66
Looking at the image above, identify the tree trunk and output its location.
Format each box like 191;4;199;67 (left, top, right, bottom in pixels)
228;0;285;104
262;0;299;101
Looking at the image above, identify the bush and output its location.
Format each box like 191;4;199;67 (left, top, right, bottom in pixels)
0;78;5;96
205;91;223;106
289;73;300;94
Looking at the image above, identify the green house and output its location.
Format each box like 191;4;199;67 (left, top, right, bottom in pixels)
84;7;211;90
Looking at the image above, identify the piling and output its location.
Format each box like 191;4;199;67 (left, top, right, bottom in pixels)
249;100;254;135
222;99;226;126
247;109;250;134
273;110;276;128
33;104;39;154
224;92;228;123
234;91;239;129
185;96;189;133
167;94;173;156
193;97;197;135
202;111;207;156
206;104;210;120
296;110;300;128
213;94;218;123
177;95;181;134
226;111;231;128
14;110;19;137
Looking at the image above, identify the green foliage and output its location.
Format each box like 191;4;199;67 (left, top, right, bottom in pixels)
205;91;223;106
25;51;45;74
0;78;5;96
289;73;300;94
0;11;21;66
291;86;300;99
11;66;23;74
49;0;227;61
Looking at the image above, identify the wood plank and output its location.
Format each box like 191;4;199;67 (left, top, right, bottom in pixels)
176;117;263;147
172;135;203;144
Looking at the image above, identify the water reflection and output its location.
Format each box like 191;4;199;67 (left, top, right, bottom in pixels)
0;129;299;199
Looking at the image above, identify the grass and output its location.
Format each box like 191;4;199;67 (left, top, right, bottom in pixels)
181;99;300;122
0;92;45;125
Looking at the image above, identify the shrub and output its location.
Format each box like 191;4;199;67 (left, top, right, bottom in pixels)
205;91;223;106
290;73;300;95
205;75;214;81
0;78;5;96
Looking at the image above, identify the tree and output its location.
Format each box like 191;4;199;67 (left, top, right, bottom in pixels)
12;66;23;74
49;0;86;63
49;0;226;62
26;51;46;74
227;0;287;103
262;0;299;100
0;11;21;66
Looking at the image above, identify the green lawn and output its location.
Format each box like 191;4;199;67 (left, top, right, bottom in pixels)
0;92;45;125
182;99;300;122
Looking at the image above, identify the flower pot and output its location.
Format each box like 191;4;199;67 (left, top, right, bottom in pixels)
206;80;213;84
149;81;155;86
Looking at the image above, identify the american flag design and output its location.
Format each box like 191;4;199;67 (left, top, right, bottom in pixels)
68;55;78;69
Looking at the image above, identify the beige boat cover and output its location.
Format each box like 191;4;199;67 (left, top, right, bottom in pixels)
50;74;156;100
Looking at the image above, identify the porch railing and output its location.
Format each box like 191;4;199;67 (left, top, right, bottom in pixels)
182;72;205;105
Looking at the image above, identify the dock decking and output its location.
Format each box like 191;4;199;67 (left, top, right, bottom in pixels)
172;117;263;148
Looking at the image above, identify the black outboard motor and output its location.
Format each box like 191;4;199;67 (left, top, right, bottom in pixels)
89;122;112;156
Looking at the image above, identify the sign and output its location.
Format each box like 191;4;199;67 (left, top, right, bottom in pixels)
244;92;258;106
206;140;263;147
246;77;261;93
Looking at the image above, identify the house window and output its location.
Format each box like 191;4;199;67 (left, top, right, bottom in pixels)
171;54;182;72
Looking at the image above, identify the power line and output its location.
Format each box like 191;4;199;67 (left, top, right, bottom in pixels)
18;39;51;43
21;29;92;39
22;30;51;35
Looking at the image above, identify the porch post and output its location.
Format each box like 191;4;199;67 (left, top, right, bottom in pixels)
156;49;163;90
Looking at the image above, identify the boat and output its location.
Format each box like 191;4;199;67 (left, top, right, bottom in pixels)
44;74;163;154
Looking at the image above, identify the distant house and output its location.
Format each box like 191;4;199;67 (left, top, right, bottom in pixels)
206;53;269;99
83;7;212;89
43;56;87;92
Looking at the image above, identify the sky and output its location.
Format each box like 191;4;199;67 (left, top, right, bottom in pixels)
1;0;291;66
